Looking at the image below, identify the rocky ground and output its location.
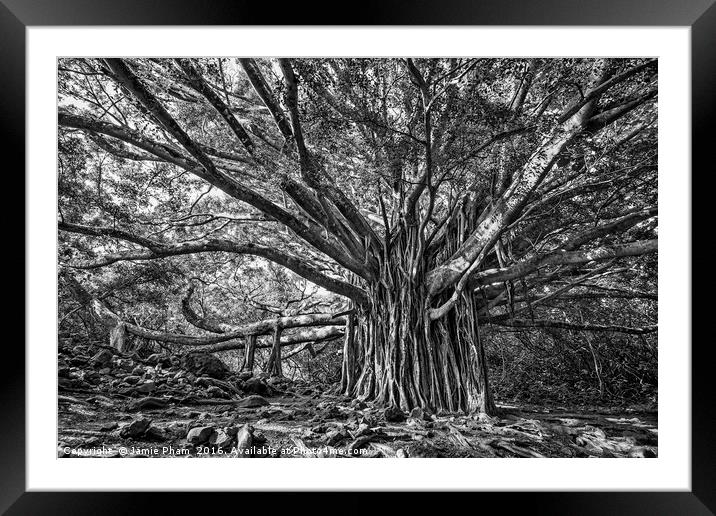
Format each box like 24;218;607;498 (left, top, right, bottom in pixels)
58;339;658;459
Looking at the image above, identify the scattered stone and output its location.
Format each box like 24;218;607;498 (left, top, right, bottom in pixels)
209;428;233;449
235;424;254;456
206;385;228;398
236;395;270;408
119;417;151;439
186;426;215;445
145;425;167;441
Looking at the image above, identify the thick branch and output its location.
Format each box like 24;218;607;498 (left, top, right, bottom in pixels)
59;221;370;305
470;239;657;289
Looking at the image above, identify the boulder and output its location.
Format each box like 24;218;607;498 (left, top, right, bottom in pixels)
243;377;270;396
209;428;233;449
145;426;167;441
206;385;228;398
186;426;215;445
119;417;151;439
181;353;229;379
235;424;254;456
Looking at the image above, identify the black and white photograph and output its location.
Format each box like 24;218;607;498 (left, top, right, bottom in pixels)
55;56;660;460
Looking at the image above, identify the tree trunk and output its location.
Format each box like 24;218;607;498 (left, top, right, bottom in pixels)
241;334;256;373
343;195;497;415
346;283;496;415
267;327;283;377
339;313;357;393
110;322;128;353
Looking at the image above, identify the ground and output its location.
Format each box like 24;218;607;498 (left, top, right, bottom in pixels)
57;339;657;459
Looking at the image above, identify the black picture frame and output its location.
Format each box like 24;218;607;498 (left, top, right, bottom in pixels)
4;1;713;513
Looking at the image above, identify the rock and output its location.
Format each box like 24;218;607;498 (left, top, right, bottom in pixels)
131;366;145;376
123;375;142;385
145;426;167;441
209;428;233;449
166;422;185;437
119;417;151;439
181;353;229;379
90;349;113;367
206;385;228;398
134;381;156;394
396;448;408;458
243;377;270;396
235;424;253;456
236;395;270;408
384;406;406;423
128;397;168;411
186;426;215;445
100;422;119;432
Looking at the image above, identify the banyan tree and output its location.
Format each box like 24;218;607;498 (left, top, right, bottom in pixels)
58;57;658;415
